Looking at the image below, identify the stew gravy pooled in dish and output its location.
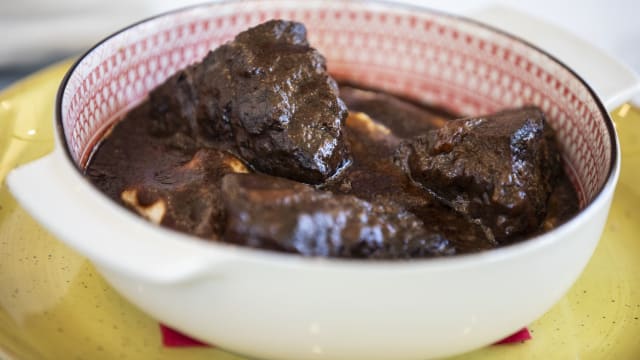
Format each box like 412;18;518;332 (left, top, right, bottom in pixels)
86;20;578;259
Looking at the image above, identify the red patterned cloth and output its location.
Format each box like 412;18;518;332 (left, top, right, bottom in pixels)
494;328;532;344
160;324;531;348
160;324;209;347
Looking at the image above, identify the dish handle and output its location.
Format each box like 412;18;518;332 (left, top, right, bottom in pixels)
466;5;640;110
6;146;232;284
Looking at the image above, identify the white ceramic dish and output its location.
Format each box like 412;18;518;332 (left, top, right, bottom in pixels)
6;1;633;359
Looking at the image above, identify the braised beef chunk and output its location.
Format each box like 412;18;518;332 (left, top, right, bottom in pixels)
323;112;495;252
414;204;497;253
86;19;580;258
339;85;451;138
221;173;454;258
121;148;250;239
401;106;561;242
149;20;349;184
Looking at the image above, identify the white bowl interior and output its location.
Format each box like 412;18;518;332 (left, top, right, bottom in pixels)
59;0;614;210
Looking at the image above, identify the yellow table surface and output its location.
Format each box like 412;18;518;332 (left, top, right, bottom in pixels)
0;62;639;360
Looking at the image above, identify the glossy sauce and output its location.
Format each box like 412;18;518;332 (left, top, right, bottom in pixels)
86;84;579;256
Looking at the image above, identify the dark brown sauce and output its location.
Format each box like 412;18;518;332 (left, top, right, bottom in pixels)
84;20;579;259
86;84;578;256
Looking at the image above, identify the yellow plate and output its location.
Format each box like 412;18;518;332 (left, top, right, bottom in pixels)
1;62;639;360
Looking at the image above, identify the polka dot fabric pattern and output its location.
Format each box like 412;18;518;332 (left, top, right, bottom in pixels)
58;0;613;207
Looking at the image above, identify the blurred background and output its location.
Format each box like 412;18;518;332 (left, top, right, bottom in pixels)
1;0;638;90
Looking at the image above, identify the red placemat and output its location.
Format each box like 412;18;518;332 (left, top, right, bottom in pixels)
160;324;209;347
494;328;532;344
160;324;531;348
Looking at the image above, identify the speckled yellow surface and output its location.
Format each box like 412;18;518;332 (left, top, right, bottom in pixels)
0;63;639;360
